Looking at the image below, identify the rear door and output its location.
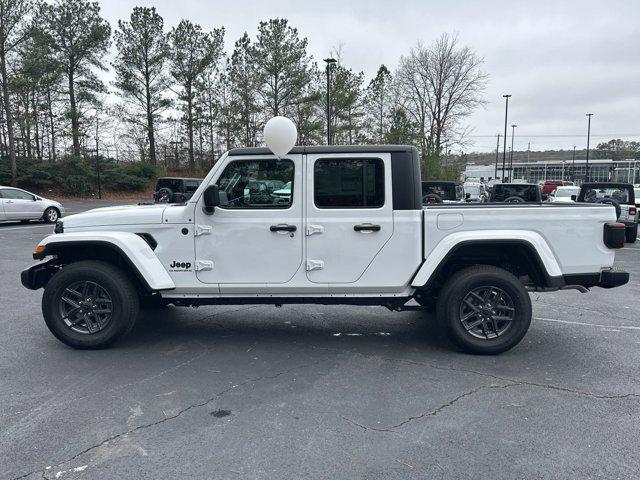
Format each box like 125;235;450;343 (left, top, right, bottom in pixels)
0;188;41;220
305;153;393;283
194;155;303;285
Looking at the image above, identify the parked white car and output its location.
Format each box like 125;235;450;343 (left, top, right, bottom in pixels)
0;186;64;223
548;186;580;203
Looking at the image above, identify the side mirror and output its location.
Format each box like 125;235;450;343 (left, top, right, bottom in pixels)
34;196;41;201
571;195;577;201
465;193;471;199
202;184;220;214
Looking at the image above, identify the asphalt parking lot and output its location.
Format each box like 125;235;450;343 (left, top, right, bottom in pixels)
1;201;639;480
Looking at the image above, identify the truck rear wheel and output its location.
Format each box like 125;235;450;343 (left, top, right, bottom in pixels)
42;260;139;349
436;265;532;355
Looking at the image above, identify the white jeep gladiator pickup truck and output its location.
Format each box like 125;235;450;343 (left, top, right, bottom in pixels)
22;145;629;354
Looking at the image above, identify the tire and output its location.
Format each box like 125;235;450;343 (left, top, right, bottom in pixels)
156;187;174;203
43;207;59;223
436;265;532;355
504;196;525;203
42;260;139;349
626;223;638;243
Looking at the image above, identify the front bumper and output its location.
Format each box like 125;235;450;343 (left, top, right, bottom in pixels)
21;260;59;290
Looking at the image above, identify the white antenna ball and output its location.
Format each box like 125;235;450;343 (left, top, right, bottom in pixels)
264;116;297;157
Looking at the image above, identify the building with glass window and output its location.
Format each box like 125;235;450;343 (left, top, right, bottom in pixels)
463;159;639;185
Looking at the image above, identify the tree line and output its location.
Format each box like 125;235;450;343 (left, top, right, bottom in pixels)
0;0;487;191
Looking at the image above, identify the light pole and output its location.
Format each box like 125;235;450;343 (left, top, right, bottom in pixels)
324;58;337;145
509;124;517;181
501;94;511;181
586;113;593;182
494;133;501;180
572;145;576;180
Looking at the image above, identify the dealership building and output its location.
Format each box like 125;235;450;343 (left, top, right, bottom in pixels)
463;158;639;185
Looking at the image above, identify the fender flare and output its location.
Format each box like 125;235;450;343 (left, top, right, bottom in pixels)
411;230;563;288
33;231;175;291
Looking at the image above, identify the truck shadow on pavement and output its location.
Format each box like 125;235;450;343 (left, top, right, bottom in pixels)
118;305;453;354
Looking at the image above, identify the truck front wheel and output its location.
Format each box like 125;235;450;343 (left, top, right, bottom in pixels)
436;265;532;355
42;260;139;349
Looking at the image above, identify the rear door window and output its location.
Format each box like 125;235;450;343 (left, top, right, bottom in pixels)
314;158;384;208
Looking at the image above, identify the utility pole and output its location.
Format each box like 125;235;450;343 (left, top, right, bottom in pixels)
509;124;517;181
527;142;530;162
324;58;337;145
586;113;594;182
494;134;501;179
501;95;511;181
572;145;576;180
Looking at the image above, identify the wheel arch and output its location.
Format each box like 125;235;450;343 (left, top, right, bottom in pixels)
31;233;175;292
412;236;563;292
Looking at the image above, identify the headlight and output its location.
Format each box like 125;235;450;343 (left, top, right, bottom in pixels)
54;220;64;233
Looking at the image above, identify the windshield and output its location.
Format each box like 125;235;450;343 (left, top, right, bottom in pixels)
555;188;579;198
465;185;480;195
635;188;640;202
491;184;539;202
422;183;458;201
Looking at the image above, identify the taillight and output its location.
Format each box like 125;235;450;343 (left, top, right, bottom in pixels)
603;222;626;249
629;207;637;216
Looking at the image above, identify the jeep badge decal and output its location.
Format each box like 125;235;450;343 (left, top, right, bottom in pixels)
169;261;192;271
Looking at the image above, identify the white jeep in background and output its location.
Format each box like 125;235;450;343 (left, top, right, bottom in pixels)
22;145;629;354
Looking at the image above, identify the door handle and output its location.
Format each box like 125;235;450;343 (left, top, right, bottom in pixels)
6;200;13;204
270;224;297;232
354;223;381;232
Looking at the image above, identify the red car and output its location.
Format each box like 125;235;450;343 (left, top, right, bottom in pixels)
542;180;564;195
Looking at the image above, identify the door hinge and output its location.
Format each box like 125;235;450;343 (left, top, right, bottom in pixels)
306;224;324;236
194;225;212;236
195;260;214;271
306;259;324;271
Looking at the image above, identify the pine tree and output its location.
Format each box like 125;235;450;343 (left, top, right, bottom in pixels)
113;6;170;165
41;0;111;157
168;20;224;172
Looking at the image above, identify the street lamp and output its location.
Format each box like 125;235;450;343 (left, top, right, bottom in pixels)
586;113;594;182
502;94;512;181
324;58;337;145
509;124;517;181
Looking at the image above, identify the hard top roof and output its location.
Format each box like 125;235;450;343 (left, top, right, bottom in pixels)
227;145;417;156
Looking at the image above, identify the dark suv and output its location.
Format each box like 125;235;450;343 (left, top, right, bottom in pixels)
490;183;542;203
421;181;464;204
154;177;202;203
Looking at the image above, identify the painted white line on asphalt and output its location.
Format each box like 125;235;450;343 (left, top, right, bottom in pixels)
535;316;640;331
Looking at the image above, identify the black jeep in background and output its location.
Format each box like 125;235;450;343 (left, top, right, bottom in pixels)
154;177;203;203
421;181;464;204
489;183;542;203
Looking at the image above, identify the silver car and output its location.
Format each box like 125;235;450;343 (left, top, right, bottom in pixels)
0;186;64;223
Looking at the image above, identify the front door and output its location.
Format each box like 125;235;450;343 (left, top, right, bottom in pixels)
194;155;303;286
305;153;393;283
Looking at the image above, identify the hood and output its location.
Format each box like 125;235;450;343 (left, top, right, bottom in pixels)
62;203;167;229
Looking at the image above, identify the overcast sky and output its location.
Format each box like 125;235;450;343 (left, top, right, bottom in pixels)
101;0;640;152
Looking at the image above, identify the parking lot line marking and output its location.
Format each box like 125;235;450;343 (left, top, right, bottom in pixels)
535;316;640;331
